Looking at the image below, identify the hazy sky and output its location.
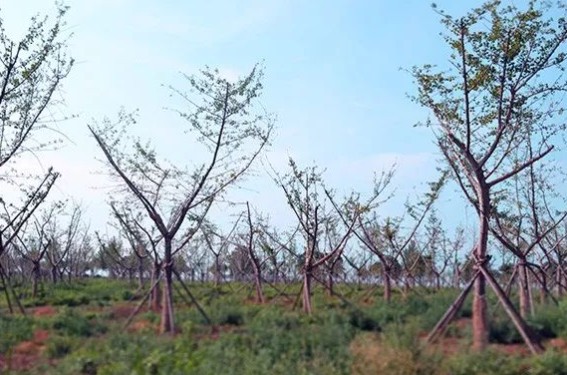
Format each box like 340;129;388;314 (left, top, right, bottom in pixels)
1;1;520;236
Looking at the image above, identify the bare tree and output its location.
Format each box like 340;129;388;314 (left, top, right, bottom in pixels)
201;219;241;287
275;159;364;313
109;202;153;289
89;65;273;333
240;202;266;303
413;1;567;352
46;203;82;283
0;4;72;313
13;203;63;297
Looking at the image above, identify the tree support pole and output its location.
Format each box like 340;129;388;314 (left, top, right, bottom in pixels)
122;273;163;332
0;263;25;316
172;267;211;326
479;265;544;354
427;271;478;344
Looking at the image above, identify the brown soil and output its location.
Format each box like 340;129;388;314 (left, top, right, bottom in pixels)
110;303;138;319
32;305;57;317
547;337;567;351
491;343;531;357
433;336;465;356
0;329;50;372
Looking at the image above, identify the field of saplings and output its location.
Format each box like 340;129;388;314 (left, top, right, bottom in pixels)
1;279;567;374
4;0;567;374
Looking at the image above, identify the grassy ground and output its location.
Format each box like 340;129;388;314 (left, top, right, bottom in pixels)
1;279;567;374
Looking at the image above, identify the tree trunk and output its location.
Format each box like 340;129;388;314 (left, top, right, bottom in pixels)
214;254;221;287
151;262;161;311
0;266;14;314
51;266;58;284
327;271;334;297
472;273;488;351
518;260;531;319
539;268;548;304
556;265;563;297
384;269;392;303
472;189;490;352
160;239;175;334
32;263;40;299
137;258;144;289
302;269;313;314
253;265;265;303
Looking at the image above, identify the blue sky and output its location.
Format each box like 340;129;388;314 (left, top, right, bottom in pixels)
1;1;508;236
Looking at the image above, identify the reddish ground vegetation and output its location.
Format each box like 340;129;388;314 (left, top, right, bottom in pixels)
110;303;138;319
547;338;567;351
0;329;50;372
32;305;57;317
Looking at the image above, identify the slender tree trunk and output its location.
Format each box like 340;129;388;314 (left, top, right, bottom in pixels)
0;266;14;314
273;263;279;284
32;263;40;299
214;254;221;287
302;269;313;314
51;266;57;284
556;265;563;297
151;262;162;311
472;189;490;352
453;266;461;288
137;258;144;289
518;260;531;318
384;269;392;303
539;268;548;304
404;275;411;295
160;239;175;334
252;265;265;303
327;271;334;296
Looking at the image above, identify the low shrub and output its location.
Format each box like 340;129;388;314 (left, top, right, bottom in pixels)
348;309;380;331
51;308;107;337
46;335;75;358
446;350;522;375
0;314;34;353
489;316;522;344
528;350;567;375
528;302;567;339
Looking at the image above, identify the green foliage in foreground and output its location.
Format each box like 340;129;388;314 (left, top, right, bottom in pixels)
2;281;567;374
0;314;34;353
45;310;355;375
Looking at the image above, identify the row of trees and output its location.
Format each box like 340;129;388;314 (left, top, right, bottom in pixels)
1;0;567;354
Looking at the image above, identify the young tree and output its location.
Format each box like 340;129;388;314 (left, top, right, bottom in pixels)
46;203;83;283
413;1;567;352
343;173;443;301
89;65;273;333
0;4;72;310
201;219;240;287
490;165;567;318
109;202;152;289
240;202;266;303
276;159;364;313
13;202;63;297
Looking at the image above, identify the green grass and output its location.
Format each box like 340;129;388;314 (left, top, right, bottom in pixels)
1;279;567;374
